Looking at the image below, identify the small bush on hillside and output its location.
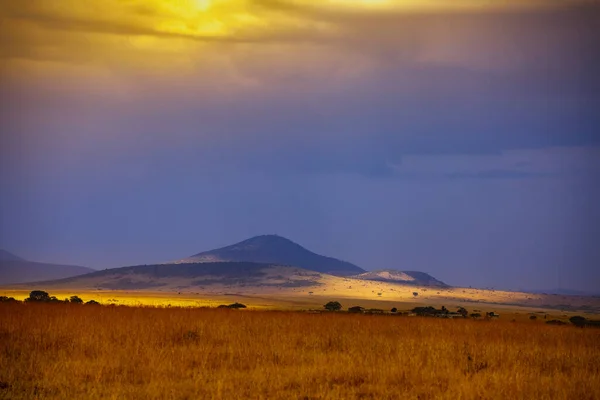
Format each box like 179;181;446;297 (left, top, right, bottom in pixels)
391;307;398;313
85;300;101;305
70;296;84;304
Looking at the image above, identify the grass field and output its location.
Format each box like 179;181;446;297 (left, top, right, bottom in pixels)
1;302;599;399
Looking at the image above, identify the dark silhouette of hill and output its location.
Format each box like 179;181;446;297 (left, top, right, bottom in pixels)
0;249;25;262
33;262;324;290
175;235;365;276
0;250;95;285
352;269;448;287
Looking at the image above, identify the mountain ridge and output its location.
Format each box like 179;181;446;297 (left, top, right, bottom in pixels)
175;234;365;276
0;249;95;285
353;269;448;287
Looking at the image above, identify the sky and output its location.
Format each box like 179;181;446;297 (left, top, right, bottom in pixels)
1;0;599;292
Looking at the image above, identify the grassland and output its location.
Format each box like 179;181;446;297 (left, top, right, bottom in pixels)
1;302;599;399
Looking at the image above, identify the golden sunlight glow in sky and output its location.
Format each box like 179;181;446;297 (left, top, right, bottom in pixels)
0;0;588;85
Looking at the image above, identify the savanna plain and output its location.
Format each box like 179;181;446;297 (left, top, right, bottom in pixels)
1;301;599;400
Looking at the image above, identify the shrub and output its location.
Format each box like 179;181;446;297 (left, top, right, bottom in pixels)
25;290;50;302
411;306;439;316
391;307;398;313
470;313;482;319
85;300;101;305
529;315;537;320
70;296;84;304
546;320;567;326
217;303;247;309
324;301;342;311
348;306;364;313
569;316;587;327
412;292;418;297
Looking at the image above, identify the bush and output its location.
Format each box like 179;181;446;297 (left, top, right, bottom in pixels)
529;315;537;320
0;296;19;303
390;307;397;313
25;290;50;302
546;320;567;326
85;300;101;305
348;306;364;313
217;303;247;309
70;296;84;304
48;296;66;303
324;301;342;311
569;316;587;327
412;306;438;316
470;313;482;319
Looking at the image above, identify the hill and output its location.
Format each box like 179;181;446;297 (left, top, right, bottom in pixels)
0;250;95;285
174;235;365;276
353;269;448;287
23;262;325;291
0;249;25;262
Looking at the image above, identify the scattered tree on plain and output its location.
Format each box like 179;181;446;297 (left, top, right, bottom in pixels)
324;301;342;311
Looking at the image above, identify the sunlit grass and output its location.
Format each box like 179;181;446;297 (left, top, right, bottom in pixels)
1;302;598;399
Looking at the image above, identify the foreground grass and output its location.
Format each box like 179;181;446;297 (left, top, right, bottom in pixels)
1;303;599;399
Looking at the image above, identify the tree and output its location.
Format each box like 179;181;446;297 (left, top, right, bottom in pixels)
26;290;50;302
390;307;398;313
324;301;342;311
70;296;84;304
85;300;100;305
412;292;418;297
457;307;468;317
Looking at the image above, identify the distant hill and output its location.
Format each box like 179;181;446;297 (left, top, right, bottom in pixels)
0;250;95;285
175;235;365;276
352;269;448;287
28;262;325;291
0;249;25;262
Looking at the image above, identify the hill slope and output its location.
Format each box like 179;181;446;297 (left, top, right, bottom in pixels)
0;250;95;285
0;249;25;262
353;269;448;287
175;235;365;276
27;262;325;291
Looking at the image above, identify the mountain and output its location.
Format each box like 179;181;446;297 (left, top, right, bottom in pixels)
174;235;365;276
0;250;95;285
352;269;448;287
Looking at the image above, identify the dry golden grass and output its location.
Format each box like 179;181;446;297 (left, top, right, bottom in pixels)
1;303;599;399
